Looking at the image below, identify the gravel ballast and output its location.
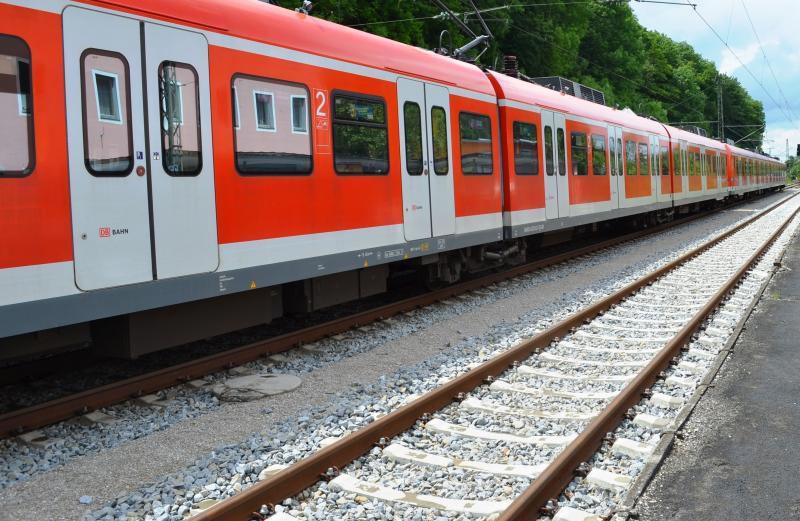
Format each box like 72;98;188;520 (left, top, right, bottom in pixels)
0;192;790;521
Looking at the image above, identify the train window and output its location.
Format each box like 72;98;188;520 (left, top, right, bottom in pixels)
660;146;669;176
672;147;679;176
616;138;622;176
557;128;566;176
403;101;423;176
625;140;637;175
431;107;449;175
81;50;132;177
233;75;312;176
459;112;493;175
158;61;201;176
638;143;648;176
609;137;616;176
570;132;588;176
291;95;308;134
0;35;34;177
333;93;388;175
512;121;538;175
544;125;554;175
591;134;606;175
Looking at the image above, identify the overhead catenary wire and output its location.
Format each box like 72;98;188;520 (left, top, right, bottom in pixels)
684;0;799;132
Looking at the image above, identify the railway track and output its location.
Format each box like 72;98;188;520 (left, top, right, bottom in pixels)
187;191;800;521
0;194;785;441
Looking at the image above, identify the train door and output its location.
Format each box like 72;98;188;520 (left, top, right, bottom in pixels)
650;135;660;200
64;7;218;291
554;113;569;217
540;110;559;219
397;78;455;240
608;126;622;208
424;84;456;237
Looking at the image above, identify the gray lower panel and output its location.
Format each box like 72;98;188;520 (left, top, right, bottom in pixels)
506;200;672;239
0;228;502;339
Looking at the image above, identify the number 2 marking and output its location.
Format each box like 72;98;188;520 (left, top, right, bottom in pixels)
316;91;327;117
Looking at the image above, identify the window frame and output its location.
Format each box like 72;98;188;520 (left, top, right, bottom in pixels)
0;34;35;178
556;127;566;176
403;100;424;176
79;48;133;177
232;74;314;177
332;90;389;176
458;111;494;176
544;125;554;176
290;94;309;135
591;133;607;176
91;69;123;125
637;142;649;176
430;106;449;176
570;130;589;176
158;60;202;177
253;90;277;132
512;120;539;176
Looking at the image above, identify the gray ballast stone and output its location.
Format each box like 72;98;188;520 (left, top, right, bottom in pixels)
211;374;302;402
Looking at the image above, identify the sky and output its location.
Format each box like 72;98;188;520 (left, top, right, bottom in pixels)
630;0;799;160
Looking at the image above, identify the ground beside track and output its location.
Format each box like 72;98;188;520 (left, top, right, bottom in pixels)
0;193;787;521
636;226;800;520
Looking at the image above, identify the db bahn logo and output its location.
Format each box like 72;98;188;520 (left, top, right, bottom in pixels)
99;227;129;238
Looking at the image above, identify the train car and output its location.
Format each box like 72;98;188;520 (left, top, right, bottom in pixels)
0;0;503;358
0;0;786;360
725;143;784;195
488;71;673;239
661;125;728;206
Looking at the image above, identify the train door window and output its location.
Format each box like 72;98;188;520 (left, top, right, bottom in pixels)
616;138;623;175
291;95;308;134
158;61;201;176
81;50;132;176
459;112;493;175
512;121;538;175
431;106;449;175
570;131;588;176
544;125;554;175
556;128;566;176
591;134;606;175
333;92;388;175
403;101;423;176
0;35;34;176
609;137;616;175
660;146;669;176
625;140;637;175
638;142;648;176
233;75;313;175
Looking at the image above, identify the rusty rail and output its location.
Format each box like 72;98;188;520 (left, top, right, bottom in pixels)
193;196;797;520
0;195;758;439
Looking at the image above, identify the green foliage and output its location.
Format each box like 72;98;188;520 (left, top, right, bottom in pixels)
294;0;765;149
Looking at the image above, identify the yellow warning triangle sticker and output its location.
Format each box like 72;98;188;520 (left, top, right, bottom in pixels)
363;259;369;268
249;280;257;289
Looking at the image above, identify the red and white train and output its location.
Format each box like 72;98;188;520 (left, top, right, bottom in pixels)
0;0;785;358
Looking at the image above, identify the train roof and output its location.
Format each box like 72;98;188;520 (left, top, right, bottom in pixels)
80;0;495;97
487;70;667;136
726;143;780;162
662;125;726;151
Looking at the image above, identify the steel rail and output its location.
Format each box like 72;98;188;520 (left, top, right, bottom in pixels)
192;192;798;520
0;196;759;439
498;197;800;520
